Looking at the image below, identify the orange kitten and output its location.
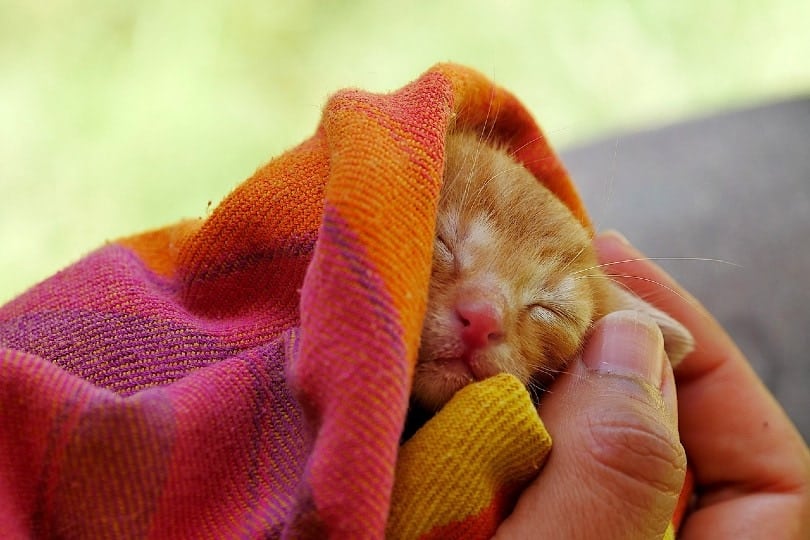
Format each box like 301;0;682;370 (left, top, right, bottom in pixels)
412;131;693;412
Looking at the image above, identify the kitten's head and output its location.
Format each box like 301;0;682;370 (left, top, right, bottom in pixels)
413;131;606;411
413;131;692;411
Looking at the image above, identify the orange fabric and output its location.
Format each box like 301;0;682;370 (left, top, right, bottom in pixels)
0;62;685;539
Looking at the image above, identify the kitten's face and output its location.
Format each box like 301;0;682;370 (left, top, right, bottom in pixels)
413;131;609;411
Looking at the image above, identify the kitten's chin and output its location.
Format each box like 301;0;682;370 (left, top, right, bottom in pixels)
411;360;475;412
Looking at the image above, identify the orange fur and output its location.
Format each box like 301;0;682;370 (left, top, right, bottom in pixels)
412;131;692;411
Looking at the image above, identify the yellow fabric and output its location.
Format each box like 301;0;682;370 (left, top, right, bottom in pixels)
389;374;552;539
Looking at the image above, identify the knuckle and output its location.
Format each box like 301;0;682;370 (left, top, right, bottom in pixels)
584;407;686;498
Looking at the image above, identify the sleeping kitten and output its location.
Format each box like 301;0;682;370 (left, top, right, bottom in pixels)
412;130;693;412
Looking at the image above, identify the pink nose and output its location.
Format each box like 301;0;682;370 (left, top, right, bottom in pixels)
456;299;504;349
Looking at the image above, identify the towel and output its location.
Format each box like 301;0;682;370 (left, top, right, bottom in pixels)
0;63;682;539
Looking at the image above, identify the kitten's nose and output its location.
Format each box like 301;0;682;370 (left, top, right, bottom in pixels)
456;299;504;349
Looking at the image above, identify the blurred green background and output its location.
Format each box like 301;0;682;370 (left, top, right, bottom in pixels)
2;0;809;303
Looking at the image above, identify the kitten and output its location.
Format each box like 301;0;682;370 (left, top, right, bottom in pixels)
412;130;693;412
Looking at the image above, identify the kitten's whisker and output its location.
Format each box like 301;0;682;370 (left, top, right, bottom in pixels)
479;84;501;147
458;88;504;213
558;245;588;274
510;155;559;168
507;134;548;158
459;152;482;213
467;155;559;209
571;257;741;276
584;274;639;299
468;163;527;205
573;273;699;309
451;127;559;214
507;124;578;160
560;367;588;383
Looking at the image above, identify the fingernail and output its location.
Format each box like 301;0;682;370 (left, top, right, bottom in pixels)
583;310;665;386
599;229;630;245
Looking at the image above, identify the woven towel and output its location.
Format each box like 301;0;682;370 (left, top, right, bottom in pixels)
0;63;680;539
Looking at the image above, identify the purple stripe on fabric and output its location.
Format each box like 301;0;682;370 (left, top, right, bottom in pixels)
240;334;308;536
137;348;306;537
1;244;303;345
0;242;311;395
319;210;406;349
0;309;238;395
181;233;318;284
294;203;411;536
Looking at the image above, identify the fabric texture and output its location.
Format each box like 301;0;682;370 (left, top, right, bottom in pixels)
0;63;680;538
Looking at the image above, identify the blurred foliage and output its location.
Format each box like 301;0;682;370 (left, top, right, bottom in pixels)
1;0;809;302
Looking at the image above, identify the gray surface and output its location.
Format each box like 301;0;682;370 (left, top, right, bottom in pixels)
560;98;810;442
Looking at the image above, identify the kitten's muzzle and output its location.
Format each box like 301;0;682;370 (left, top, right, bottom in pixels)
455;290;506;350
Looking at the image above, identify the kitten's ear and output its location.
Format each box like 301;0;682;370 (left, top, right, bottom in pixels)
605;284;694;366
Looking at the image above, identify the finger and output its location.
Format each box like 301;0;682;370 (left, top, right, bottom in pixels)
495;311;685;539
594;231;810;534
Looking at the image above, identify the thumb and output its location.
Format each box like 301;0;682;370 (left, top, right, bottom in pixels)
495;311;686;539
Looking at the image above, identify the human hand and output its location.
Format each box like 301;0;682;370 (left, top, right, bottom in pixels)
495;231;810;538
595;230;810;537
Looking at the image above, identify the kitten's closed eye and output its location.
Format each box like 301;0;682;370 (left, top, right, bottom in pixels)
527;303;563;323
434;236;453;263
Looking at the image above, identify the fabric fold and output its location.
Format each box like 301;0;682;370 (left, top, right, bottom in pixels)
2;63;668;539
